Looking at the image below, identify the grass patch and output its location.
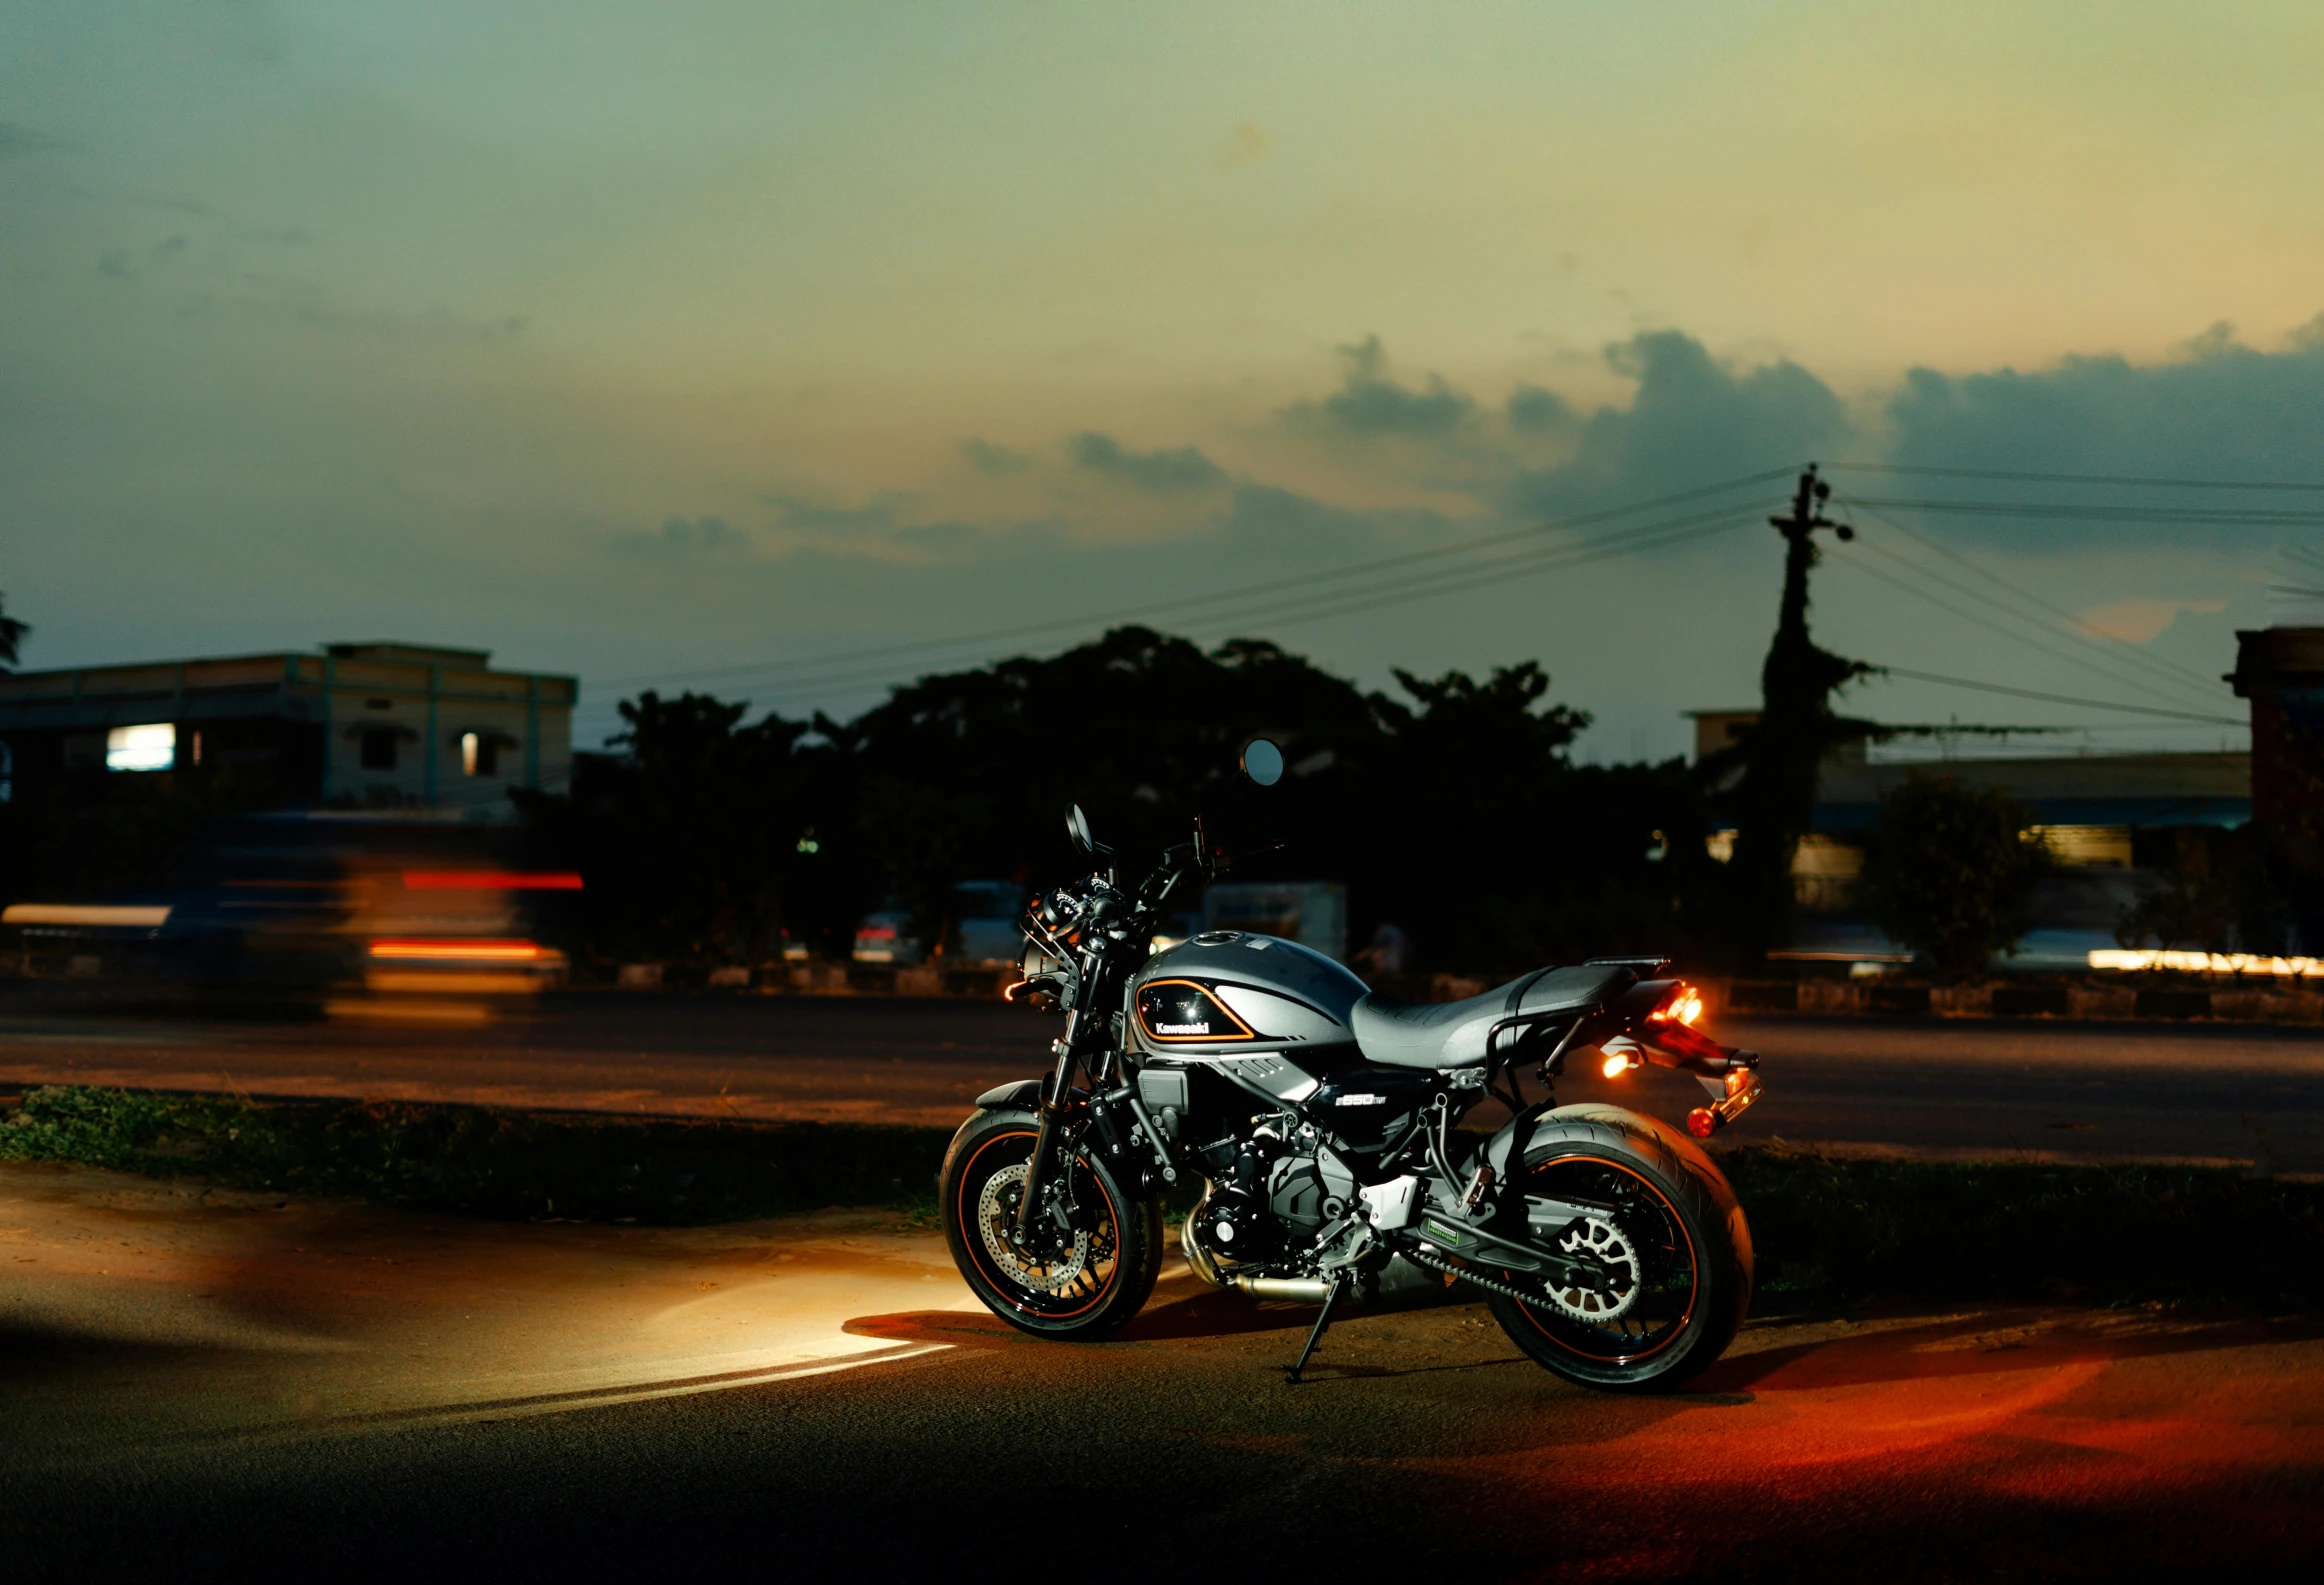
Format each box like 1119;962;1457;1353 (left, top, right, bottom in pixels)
1723;1148;2324;1310
0;1085;952;1225
5;1087;2321;1310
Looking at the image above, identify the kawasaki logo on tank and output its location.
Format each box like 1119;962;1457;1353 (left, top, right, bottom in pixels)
1136;979;1258;1043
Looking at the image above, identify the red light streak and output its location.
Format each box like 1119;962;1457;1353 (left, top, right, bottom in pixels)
400;871;584;891
368;938;549;961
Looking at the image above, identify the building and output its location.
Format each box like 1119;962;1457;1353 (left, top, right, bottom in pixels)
1686;710;2251;966
0;642;575;819
2228;625;2324;828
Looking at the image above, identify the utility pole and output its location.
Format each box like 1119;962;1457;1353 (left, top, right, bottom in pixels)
1729;464;1872;956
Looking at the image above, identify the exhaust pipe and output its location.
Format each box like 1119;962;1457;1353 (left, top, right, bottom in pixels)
1183;1201;1330;1301
1184;1191;1447;1307
1229;1275;1333;1304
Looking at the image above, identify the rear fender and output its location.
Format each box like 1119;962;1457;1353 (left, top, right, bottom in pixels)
1478;1099;1736;1204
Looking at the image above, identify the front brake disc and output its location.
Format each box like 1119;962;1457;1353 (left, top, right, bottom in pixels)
976;1162;1090;1293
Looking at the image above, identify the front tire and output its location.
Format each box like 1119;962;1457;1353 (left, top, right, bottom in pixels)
941;1108;1162;1339
1481;1103;1751;1391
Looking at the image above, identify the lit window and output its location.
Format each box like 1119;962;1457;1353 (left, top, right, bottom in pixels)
106;723;176;772
460;732;498;777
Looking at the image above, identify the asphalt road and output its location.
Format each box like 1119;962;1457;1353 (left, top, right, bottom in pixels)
3;1160;2319;1583
3;989;2321;1169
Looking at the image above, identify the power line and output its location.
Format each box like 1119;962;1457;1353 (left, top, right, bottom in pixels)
1848;497;2324;526
591;465;1799;692
730;508;1767;706
1833;496;2230;706
1871;666;2244;725
1852;536;2222;709
1828;462;2324;493
1827;548;2229;712
659;503;1759;704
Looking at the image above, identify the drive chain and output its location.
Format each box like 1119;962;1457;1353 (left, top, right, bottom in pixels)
1404;1244;1540;1305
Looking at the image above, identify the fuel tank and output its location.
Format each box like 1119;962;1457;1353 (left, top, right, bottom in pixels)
1127;931;1367;1103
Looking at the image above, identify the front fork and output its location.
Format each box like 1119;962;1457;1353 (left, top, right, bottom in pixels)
1013;1009;1089;1244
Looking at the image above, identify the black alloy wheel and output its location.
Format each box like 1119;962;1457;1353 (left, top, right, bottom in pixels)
940;1107;1163;1339
1482;1103;1751;1390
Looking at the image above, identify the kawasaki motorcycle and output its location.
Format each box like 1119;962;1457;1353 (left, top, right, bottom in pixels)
939;740;1767;1390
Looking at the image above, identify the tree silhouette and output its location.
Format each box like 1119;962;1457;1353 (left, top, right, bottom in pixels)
0;590;27;671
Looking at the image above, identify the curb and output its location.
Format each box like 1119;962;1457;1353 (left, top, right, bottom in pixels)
1717;978;2324;1026
588;965;2324;1029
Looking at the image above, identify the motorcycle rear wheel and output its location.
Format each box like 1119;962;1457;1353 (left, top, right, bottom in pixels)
1480;1103;1751;1392
941;1107;1163;1339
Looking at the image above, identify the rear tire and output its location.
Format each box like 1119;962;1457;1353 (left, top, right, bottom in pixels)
1480;1103;1751;1391
941;1108;1162;1340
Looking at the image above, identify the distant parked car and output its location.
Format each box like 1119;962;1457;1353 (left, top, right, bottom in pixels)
851;909;924;966
951;879;1027;965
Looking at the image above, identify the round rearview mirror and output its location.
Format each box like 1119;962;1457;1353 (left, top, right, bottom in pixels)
1241;738;1285;787
1066;804;1095;854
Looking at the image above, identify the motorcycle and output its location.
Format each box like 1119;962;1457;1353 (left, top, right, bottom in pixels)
939;740;1766;1390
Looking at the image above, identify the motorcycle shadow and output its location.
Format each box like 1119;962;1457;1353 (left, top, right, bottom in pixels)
844;1277;1473;1350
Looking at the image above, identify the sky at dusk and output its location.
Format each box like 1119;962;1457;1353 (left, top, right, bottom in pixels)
5;1;2322;758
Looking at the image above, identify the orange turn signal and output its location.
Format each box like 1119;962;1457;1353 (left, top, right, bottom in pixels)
1647;982;1705;1027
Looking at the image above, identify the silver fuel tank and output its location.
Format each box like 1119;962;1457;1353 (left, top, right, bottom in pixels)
1127;931;1367;1105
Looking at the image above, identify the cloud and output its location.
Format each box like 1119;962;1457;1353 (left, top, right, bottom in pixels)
1218;122;1269;171
1287;336;1476;437
2080;597;2227;644
1506;383;1574;434
280;300;525;342
613;515;749;561
763;492;920;537
960;437;1031;476
1069;431;1229;492
757;491;1035;564
1507;330;1853;516
94;234;192;281
0;121;65;160
1882;322;2324;541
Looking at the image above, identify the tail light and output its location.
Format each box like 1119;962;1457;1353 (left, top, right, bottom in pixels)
1647;982;1705;1027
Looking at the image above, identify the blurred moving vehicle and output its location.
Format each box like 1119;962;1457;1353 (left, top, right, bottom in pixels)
851;908;924;966
1;813;572;1019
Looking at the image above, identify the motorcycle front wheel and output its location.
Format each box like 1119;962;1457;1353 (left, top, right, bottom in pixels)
940;1107;1163;1339
1481;1103;1752;1392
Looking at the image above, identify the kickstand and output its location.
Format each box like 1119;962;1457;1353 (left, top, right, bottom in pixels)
1284;1272;1348;1384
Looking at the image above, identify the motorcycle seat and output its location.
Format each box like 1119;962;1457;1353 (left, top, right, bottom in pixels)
1350;964;1633;1070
